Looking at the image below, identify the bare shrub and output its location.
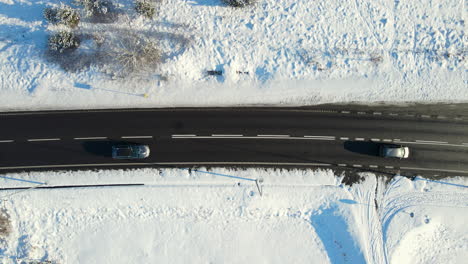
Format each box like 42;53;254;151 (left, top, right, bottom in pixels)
73;0;117;23
74;0;111;16
46;30;163;75
0;208;11;238
135;0;155;19
48;31;81;53
222;0;256;7
46;44;107;72
43;6;80;28
113;34;162;73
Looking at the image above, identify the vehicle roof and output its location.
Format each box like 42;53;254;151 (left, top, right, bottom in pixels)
114;147;132;156
383;146;405;157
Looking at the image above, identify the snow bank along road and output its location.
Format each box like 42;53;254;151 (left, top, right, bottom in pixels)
0;107;467;176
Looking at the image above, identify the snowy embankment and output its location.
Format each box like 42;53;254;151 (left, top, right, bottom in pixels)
0;0;466;110
0;168;466;263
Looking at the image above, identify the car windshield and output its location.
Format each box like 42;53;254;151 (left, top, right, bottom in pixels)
134;146;145;154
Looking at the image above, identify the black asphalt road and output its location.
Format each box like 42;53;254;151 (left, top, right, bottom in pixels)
0;107;467;177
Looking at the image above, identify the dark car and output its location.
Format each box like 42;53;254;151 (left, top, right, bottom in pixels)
379;144;409;159
112;144;150;159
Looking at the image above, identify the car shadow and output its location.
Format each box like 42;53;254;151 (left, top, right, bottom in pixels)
82;140;139;158
343;140;381;157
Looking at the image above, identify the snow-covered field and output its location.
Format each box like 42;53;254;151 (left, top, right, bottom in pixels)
0;168;467;263
1;0;467;263
0;0;466;110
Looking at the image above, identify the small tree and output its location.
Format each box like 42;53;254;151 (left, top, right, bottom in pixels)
48;31;81;53
43;6;80;28
222;0;256;8
135;0;155;19
115;38;161;72
58;6;80;28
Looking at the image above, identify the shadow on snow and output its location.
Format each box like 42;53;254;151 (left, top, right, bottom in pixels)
310;204;366;264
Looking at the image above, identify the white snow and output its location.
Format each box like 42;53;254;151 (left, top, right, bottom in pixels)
1;0;467;263
0;168;467;263
0;0;466;111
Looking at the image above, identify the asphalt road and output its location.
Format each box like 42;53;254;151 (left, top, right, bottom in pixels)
0;107;467;177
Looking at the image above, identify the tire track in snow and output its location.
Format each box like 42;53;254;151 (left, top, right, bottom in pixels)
347;175;387;264
381;189;468;236
353;0;384;47
379;177;468;260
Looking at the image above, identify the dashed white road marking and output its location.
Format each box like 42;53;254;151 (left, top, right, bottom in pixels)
304;135;335;140
74;137;107;140
212;134;243;137
340;137;349;140
421;115;431;118
382;139;392;142
257;134;290;137
27;138;61;142
302;138;335;141
338;164;347;167
393;139;401;142
369;165;378;168
352;164;363;168
385;166;394;169
172;134;196;137
0;140;14;143
341;111;350;114
389;113;398;116
370;138;381;141
121;136;153;139
355;138;365;141
373;112;382;115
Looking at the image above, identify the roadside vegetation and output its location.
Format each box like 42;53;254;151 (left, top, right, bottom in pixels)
135;0;156;19
43;5;81;28
73;0;117;22
48;31;81;53
43;0;166;78
0;208;11;238
223;0;257;7
42;0;259;79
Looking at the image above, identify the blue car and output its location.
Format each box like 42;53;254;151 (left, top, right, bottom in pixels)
112;144;150;159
